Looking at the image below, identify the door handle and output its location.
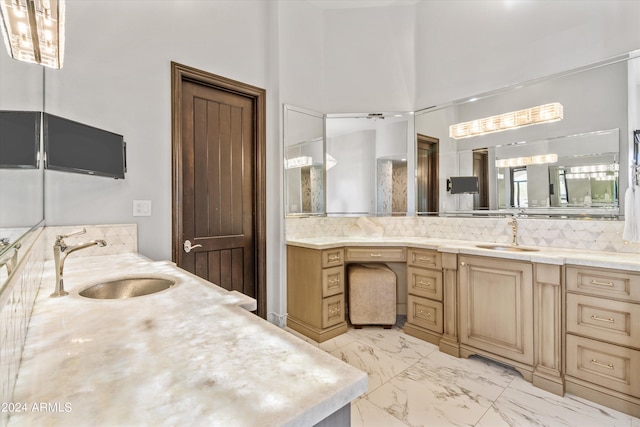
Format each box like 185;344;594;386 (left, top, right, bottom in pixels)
183;240;203;253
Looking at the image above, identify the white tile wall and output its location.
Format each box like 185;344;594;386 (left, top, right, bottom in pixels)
43;224;138;260
0;224;137;427
285;216;640;254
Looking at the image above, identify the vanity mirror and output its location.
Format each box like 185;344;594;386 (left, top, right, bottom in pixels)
416;49;639;218
283;105;325;216
0;56;45;286
283;106;414;217
325;112;414;216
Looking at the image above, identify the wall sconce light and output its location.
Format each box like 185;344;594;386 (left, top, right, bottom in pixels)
495;154;558;168
449;103;563;139
0;0;65;69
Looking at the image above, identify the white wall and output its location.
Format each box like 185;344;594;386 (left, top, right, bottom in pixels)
43;0;271;262
322;4;416;112
415;0;640;109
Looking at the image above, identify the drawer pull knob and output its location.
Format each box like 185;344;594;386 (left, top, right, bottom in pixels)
590;359;614;370
460;261;466;266
328;255;341;262
329;278;340;283
417;280;432;286
418;310;431;317
590;279;614;287
329;307;341;315
591;315;614;323
370;253;382;257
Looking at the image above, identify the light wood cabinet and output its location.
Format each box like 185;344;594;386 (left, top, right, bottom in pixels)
286;246;347;342
404;248;444;345
459;255;534;367
565;265;640;417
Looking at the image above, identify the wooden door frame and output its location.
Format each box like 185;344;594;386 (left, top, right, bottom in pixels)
171;62;267;318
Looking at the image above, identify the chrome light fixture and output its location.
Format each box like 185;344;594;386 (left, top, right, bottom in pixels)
449;102;563;139
0;0;65;69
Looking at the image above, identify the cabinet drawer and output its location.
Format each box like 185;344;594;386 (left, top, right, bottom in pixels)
407;248;442;269
566;334;640;397
345;247;406;262
322;248;344;268
322;266;344;298
566;266;640;302
407;266;442;301
567;293;640;349
322;294;345;328
407;295;443;333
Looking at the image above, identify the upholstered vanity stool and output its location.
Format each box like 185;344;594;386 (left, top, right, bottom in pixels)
348;263;396;328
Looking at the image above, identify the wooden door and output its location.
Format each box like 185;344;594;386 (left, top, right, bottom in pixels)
172;63;266;316
417;134;439;213
472;149;489;209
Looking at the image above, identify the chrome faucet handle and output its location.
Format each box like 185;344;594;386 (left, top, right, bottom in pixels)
56;228;87;242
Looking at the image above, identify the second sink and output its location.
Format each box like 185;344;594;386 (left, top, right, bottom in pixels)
475;244;539;252
79;277;175;300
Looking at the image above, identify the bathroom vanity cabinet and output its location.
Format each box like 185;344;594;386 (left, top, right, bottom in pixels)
459;256;534;366
565;265;640;417
285;238;640;416
286;246;348;342
458;255;563;395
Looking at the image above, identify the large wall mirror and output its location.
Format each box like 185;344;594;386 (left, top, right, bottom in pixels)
416;50;640;218
0;56;45;287
325;112;414;216
283;107;414;217
283;105;325;216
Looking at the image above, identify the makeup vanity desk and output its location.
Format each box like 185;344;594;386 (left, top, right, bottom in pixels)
286;237;640;418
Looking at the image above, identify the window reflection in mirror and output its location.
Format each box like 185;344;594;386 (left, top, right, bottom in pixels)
494;129;619;212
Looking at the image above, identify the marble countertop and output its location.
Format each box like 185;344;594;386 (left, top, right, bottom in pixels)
286;237;640;271
8;253;367;427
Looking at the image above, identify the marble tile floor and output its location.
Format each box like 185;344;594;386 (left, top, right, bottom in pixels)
285;319;640;427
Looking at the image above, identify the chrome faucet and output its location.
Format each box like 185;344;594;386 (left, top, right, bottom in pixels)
51;229;107;297
507;215;519;246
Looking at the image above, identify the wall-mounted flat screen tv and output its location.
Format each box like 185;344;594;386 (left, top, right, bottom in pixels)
449;176;479;194
44;113;126;179
0;110;41;169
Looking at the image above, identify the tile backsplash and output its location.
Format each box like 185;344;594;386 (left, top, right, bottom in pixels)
0;224;137;426
285;216;640;254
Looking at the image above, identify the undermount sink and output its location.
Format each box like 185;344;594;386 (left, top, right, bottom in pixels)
475;244;539;252
79;277;175;299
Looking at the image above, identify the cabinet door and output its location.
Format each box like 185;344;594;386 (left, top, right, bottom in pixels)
459;256;534;365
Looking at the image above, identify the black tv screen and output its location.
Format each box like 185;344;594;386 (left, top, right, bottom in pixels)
0;110;41;169
449;176;479;194
44;113;126;179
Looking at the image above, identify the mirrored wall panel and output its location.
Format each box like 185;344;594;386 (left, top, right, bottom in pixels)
283;105;325;216
415;50;639;218
325;112;414;216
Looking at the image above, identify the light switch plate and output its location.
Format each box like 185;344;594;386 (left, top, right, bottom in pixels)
133;200;152;217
